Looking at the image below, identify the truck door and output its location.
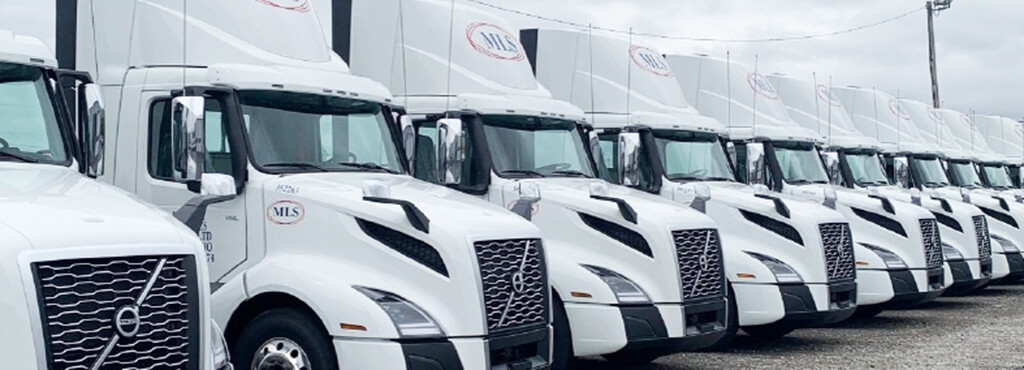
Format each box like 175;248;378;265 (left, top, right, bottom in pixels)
135;91;248;282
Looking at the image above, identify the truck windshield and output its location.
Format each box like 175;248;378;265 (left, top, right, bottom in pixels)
652;130;735;182
239;90;402;174
0;62;69;164
910;156;950;187
947;160;983;188
842;151;889;186
482;115;594;178
980;163;1014;189
772;141;829;185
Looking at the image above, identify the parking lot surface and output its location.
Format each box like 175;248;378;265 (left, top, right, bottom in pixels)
577;285;1024;369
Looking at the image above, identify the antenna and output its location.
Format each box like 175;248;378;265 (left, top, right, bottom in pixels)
398;0;409;99
827;75;834;147
813;72;821;136
182;0;187;93
751;55;759;133
443;0;456;114
625;27;633;118
726;51;732;128
970;108;976;152
895;90;902;148
871;86;879;142
588;24;596;125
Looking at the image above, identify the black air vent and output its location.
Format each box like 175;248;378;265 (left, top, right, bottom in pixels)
932;212;963;233
358;219;448;276
740;210;803;245
978;207;1019;229
851;208;907;237
579;213;653;257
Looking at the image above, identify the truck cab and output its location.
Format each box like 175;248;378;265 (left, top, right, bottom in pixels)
832;86;993;294
975;115;1024;195
526;29;859;346
0;29;227;369
768;73;948;312
68;1;550;369
331;0;728;367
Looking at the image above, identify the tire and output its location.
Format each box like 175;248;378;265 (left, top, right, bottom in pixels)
232;307;339;370
551;294;576;370
701;283;738;352
741;322;795;340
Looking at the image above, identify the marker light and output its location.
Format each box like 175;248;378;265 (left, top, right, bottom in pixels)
745;252;803;283
570;291;593;298
354;286;443;338
581;265;651;304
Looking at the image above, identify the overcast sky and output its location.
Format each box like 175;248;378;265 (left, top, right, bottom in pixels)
3;0;1021;119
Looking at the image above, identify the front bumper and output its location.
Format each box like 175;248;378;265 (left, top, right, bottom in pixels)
732;281;856;328
994;252;1024;283
564;299;726;357
945;259;992;295
333;326;551;370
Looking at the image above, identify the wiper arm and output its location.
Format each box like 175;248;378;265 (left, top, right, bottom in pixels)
550;170;591;178
0;150;38;163
263;162;329;172
703;177;735;182
787;179;812;185
337;162;399;174
499;169;545;178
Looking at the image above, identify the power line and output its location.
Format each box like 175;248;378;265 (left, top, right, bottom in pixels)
465;0;925;43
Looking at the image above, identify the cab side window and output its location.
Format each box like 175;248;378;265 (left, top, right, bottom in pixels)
148;98;232;181
595;134;619;183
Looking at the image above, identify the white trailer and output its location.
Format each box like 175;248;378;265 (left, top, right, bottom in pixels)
832;86;992;294
767;73;948;312
0;28;229;370
527;28;859;346
63;1;552;369
328;0;729;367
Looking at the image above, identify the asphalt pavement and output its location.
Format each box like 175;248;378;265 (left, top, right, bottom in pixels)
576;285;1024;369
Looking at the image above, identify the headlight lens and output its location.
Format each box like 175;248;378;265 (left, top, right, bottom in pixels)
354;286;444;338
991;234;1020;253
745;252;804;283
582;265;651;304
861;244;908;269
942;242;964;261
211;321;232;370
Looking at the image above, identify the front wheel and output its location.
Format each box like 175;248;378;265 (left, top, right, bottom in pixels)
551;294;576;370
232;308;339;370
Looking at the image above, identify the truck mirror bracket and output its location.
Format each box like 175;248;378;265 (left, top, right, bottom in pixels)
173;195;236;234
364;197;431;234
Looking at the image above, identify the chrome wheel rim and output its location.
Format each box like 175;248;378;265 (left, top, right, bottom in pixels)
252;337;311;370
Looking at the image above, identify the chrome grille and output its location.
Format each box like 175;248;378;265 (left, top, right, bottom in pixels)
673;229;725;300
819;223;856;281
974;215;992;260
33;255;199;370
920;219;944;269
474;239;548;333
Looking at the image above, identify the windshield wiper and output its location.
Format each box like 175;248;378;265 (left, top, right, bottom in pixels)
337;162;399;174
921;181;947;188
263;162;329;172
499;169;545;178
787;179;813;185
550;170;591;178
0;150;38;163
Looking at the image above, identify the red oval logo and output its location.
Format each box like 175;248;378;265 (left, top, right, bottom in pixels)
816;84;842;107
466;22;525;61
251;0;310;12
747;73;779;100
629;46;673;77
267;200;306;225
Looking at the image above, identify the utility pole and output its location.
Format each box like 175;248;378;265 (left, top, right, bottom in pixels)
927;0;953;109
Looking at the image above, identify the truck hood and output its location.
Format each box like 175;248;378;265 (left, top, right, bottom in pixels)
786;184;934;221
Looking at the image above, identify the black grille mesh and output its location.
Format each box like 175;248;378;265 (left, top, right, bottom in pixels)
920;219;944;269
33;255;199;370
579;213;652;257
358;219;448;276
474;239;548;333
852;207;907;237
974;215;992;260
979;207;1020;228
933;212;963;232
819;223;856;281
673;229;725;300
740;210;803;245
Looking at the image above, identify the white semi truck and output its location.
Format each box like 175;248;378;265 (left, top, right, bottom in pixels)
975;115;1024;189
525;30;856;346
832;86;992;294
767;73;948;312
65;1;553;369
329;0;729;367
0;29;229;369
906;105;1024;282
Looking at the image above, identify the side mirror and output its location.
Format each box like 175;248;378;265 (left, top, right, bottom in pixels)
893;157;910;188
587;130;602;166
822;151;841;186
745;142;767;186
436;118;465;186
171;96;206;183
617;132;641;186
399;115;416;169
79;83;105;178
509;181;542;220
201;173;237;197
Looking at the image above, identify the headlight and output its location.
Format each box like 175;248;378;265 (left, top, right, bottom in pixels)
582;265;651;304
354;286;444;338
211;321;232;370
991;234;1020;253
942;242;964;261
861;244;908;269
745;252;804;283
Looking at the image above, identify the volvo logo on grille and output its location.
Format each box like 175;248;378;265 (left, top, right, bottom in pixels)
510;270;527;294
699;253;711;271
114;306;141;338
